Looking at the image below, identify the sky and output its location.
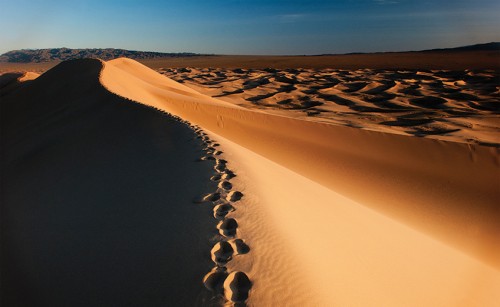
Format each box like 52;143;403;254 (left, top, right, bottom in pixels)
1;0;499;55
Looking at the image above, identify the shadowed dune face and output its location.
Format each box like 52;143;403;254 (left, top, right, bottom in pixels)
160;67;500;146
0;59;217;306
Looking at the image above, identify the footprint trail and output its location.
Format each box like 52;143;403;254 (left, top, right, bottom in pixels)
193;124;253;305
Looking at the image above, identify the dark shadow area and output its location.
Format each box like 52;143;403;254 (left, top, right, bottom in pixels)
1;59;216;307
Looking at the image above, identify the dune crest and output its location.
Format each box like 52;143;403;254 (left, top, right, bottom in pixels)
101;58;239;109
99;58;500;305
0;71;39;96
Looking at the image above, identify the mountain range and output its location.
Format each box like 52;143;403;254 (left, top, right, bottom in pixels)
0;48;207;63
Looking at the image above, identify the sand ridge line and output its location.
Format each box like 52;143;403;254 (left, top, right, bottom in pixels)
192;124;253;305
98;58;500;305
2;58;248;306
82;85;253;304
110;102;254;304
123;104;254;304
96;60;251;304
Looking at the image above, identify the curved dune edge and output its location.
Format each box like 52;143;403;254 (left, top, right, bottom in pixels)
18;71;40;82
0;71;40;95
100;58;500;305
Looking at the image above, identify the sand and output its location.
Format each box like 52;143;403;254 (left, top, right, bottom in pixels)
1;57;499;306
101;58;500;305
159;67;500;146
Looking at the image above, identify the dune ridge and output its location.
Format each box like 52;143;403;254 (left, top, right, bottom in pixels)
102;58;499;265
100;58;500;305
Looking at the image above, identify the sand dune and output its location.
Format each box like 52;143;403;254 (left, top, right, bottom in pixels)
101;58;500;305
2;58;499;306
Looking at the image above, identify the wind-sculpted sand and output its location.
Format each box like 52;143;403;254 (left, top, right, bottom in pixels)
1;58;499;306
101;58;499;305
159;67;500;146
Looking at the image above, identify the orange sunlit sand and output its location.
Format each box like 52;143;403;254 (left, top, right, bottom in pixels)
1;57;499;306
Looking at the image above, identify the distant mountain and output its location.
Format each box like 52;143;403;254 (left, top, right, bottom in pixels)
317;42;500;56
0;48;208;63
423;42;500;52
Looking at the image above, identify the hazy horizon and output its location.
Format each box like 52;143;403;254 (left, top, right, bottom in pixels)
1;41;499;57
1;0;499;55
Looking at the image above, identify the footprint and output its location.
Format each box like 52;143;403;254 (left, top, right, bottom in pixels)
210;174;222;182
214;150;223;155
213;203;235;220
211;241;234;265
217;218;238;237
221;172;236;180
226;191;243;202
198;155;215;161
199;192;220;202
223;271;252;303
214;164;227;173
203;267;228;294
216;159;227;165
218;181;232;191
229;239;250;255
215;159;227;168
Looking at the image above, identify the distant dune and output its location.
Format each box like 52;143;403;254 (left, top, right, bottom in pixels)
1;58;499;306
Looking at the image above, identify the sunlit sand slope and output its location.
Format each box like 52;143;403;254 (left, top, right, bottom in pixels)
101;58;500;306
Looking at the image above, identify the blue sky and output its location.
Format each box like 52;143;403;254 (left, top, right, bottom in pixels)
1;0;499;55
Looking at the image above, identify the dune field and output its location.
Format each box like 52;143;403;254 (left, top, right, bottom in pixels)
1;58;499;306
159;66;500;145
